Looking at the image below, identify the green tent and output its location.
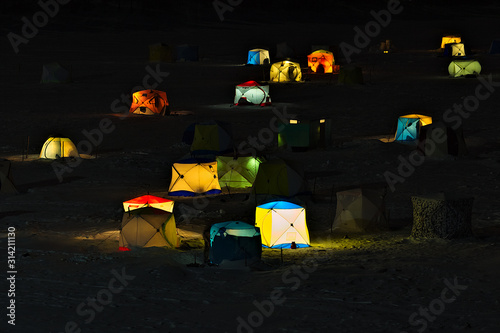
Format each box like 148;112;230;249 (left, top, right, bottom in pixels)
253;159;305;197
338;65;363;85
448;59;481;77
216;156;264;190
278;117;332;151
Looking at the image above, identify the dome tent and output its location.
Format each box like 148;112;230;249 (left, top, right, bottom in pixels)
39;137;79;159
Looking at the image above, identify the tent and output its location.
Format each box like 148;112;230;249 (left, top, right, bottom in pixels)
489;40;500;54
168;159;222;196
41;62;71;83
394;114;432;142
441;35;461;48
209;221;262;265
338;66;363;84
278;117;332;151
183;121;233;155
149;43;174;63
255;201;310;249
253;159;305;197
417;122;467;158
270;61;302;82
234;81;271;106
332;186;388;234
216;155;263;190
443;43;466;57
448;60;481;77
129;90;169;116
123;194;174;213
0;159;18;194
247;48;270;65
175;44;199;62
119;207;178;249
307;50;335;73
39;137;79;159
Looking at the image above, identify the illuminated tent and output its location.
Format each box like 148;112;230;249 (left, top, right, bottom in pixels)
253;159;305;197
307;50;335;73
183;121;233;155
247;48;270;65
270;61;302;82
234;81;271;106
175;44;199;62
39;137;79;159
149;43;174;63
443;43;466;57
278;116;332;151
332;186;388;234
216;155;263;190
395;114;432;142
123;195;174;213
129;90;169;116
448;60;481;77
119;207;178;249
168;159;222;196
338;66;363;85
417;122;467;158
489;40;500;54
255;201;310;249
209;221;262;265
441;35;461;49
0;159;18;194
41;62;71;84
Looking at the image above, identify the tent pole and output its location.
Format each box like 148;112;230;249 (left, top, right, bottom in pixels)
26;136;30;158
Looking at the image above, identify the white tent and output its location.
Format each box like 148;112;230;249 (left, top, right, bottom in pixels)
255;201;310;248
39;137;79;159
234;81;271;106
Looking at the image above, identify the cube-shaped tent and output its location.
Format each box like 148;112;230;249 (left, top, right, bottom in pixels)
253;159;305;197
209;221;262;265
394;114;432;142
175;44;199;62
255;201;310;249
129;90;169;116
123;195;174;213
41;62;71;83
234;81;271;106
168;159;222;196
183;121;233;156
149;43;174;63
448;60;481;77
278;117;332;151
119;207;178;249
332;186;388;234
270;61;302;82
0;159;18;194
247;49;270;65
307;50;335;73
441;35;461;49
489;40;500;54
217;155;263;190
417;122;467;158
443;43;466;57
338;66;363;85
40;137;79;159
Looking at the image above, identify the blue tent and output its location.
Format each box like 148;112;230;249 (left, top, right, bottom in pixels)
395;117;421;141
489;40;500;54
247;49;270;65
209;221;262;265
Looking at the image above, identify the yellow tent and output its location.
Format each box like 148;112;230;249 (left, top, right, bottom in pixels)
270;61;302;82
168;159;222;196
441;35;461;48
39;137;79;159
119;207;178;249
255;201;310;248
448;60;481;77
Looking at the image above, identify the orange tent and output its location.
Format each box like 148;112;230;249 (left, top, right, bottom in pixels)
123;195;174;213
307;50;334;73
129;90;169;116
